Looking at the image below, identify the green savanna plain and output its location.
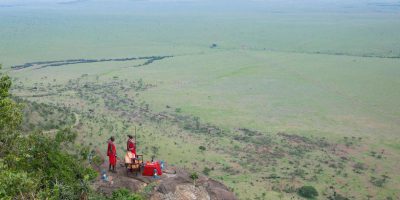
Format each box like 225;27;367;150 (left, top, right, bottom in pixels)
1;1;400;199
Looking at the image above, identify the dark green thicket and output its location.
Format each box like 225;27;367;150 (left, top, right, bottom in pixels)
0;65;141;199
0;66;22;145
297;186;318;199
0;64;95;198
199;145;206;151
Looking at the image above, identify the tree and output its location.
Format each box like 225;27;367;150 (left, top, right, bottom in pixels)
0;64;98;199
199;145;206;151
297;186;318;199
210;43;218;48
0;64;23;145
190;172;199;186
0;160;37;198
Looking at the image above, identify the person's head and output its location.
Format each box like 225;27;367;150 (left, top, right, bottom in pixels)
110;136;115;142
128;135;133;139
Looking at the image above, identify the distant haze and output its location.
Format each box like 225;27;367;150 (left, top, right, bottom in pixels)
1;0;400;13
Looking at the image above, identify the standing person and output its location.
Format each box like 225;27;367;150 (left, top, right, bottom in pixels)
107;136;117;172
127;135;136;156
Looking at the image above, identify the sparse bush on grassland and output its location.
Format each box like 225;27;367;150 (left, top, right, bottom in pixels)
298;185;318;199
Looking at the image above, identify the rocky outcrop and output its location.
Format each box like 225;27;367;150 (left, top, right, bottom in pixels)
150;168;237;200
93;162;237;200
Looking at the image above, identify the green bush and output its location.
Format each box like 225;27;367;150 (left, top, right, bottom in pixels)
203;167;211;176
190;172;199;185
297;186;318;199
370;176;389;187
112;188;143;200
0;66;98;199
0;160;37;198
199;146;206;151
92;154;104;166
0;65;23;143
3;132;98;199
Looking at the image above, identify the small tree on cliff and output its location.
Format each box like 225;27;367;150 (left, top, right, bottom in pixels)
0;64;23;145
190;172;199;186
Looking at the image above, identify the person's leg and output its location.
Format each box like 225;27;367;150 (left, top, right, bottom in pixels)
112;156;117;172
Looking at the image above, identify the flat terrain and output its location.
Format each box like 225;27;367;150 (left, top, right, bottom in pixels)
1;1;400;199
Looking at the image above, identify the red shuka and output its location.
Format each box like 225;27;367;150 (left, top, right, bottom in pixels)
127;139;136;155
107;141;117;166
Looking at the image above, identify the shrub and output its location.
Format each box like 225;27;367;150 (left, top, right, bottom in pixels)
203;167;211;176
92;154;104;166
112;188;143;200
141;182;158;197
0;65;23;142
190;172;199;185
331;193;349;200
298;186;318;199
0;160;37;198
353;162;367;174
199;146;206;151
370;175;389;187
0;69;99;199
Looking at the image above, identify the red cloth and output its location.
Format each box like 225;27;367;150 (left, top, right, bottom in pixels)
127;139;136;155
107;141;117;166
142;162;162;176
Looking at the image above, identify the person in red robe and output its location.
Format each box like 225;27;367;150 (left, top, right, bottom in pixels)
107;136;117;172
127;135;136;156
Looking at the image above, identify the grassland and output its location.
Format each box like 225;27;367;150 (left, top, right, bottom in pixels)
1;1;400;199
